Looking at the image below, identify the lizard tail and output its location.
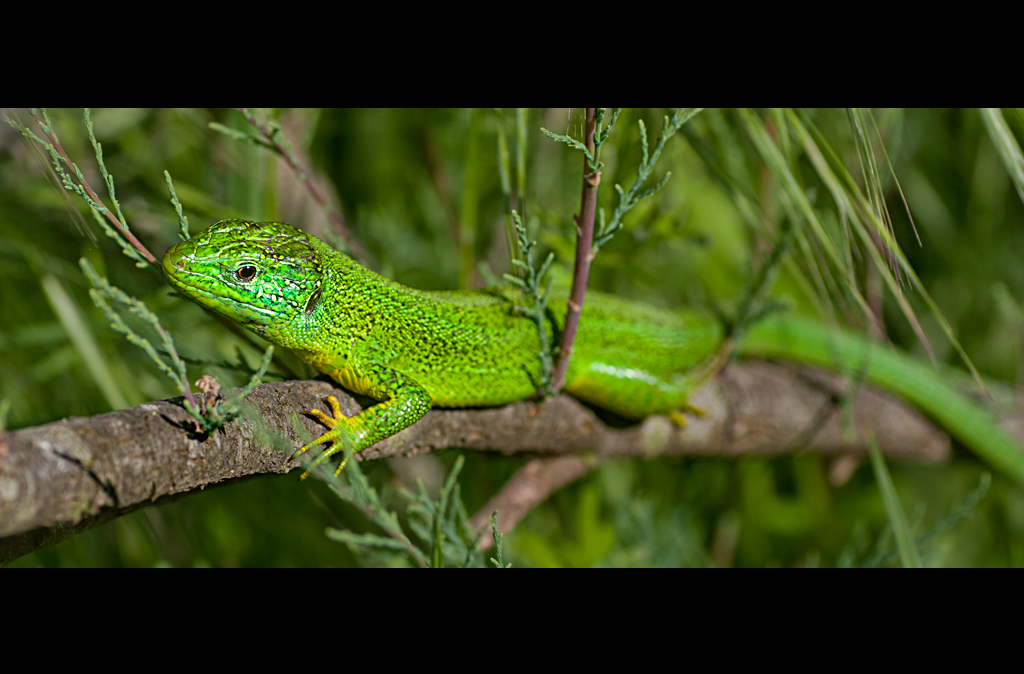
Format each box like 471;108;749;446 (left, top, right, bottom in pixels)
736;314;1024;484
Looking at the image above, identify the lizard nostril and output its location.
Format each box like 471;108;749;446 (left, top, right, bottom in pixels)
176;259;186;269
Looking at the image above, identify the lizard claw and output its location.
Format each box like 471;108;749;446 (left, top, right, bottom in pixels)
293;396;350;480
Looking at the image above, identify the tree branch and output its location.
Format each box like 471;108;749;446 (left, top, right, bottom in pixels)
467;455;592;548
5;360;1020;564
469;360;1017;547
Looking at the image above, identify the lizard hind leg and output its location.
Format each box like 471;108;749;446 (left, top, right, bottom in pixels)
564;363;696;422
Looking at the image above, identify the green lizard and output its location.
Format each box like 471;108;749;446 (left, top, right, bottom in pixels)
162;219;1024;483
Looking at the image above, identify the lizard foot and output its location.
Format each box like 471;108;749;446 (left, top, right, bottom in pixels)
684;402;707;418
668;410;689;428
293;396;352;480
668;403;707;428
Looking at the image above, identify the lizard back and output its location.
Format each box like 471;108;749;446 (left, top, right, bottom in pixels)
163;220;723;418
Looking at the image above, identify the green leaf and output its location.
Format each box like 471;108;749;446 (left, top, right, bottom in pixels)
540;127;593;163
325;528;411;551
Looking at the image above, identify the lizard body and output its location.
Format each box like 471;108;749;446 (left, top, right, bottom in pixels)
163;219;1024;482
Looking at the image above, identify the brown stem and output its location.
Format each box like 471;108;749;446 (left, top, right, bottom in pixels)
468;455;593;550
236;109;369;264
550;108;599;392
4;362;994;564
31;110;157;264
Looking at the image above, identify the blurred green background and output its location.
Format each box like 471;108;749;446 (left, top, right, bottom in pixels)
1;108;1022;567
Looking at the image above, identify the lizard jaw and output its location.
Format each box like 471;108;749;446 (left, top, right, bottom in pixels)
162;246;281;326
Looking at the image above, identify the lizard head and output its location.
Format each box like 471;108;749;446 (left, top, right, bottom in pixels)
162;220;325;337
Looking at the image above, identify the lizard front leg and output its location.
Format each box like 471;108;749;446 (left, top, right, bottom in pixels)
292;366;432;479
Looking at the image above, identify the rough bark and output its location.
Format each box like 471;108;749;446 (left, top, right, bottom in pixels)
3;359;1019;564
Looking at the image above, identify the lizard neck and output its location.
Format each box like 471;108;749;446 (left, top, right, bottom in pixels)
264;236;543;401
268;239;403;366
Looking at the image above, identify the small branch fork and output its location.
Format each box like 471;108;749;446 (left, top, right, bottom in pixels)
544;108;696;392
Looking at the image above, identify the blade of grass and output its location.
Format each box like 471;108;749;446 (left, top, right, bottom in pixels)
788;110;992;398
867;433;922;568
980;108;1024;208
516;108;528;221
40;273;129;410
458;108;484;288
496;112;519;280
739;109;879;333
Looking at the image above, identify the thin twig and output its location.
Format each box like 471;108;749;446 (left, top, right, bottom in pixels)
28;110;157;264
550;108;599;392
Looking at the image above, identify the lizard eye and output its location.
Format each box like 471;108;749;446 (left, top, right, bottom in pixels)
236;265;258;282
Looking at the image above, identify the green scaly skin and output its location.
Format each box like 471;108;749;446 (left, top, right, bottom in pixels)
163;220;1024;483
